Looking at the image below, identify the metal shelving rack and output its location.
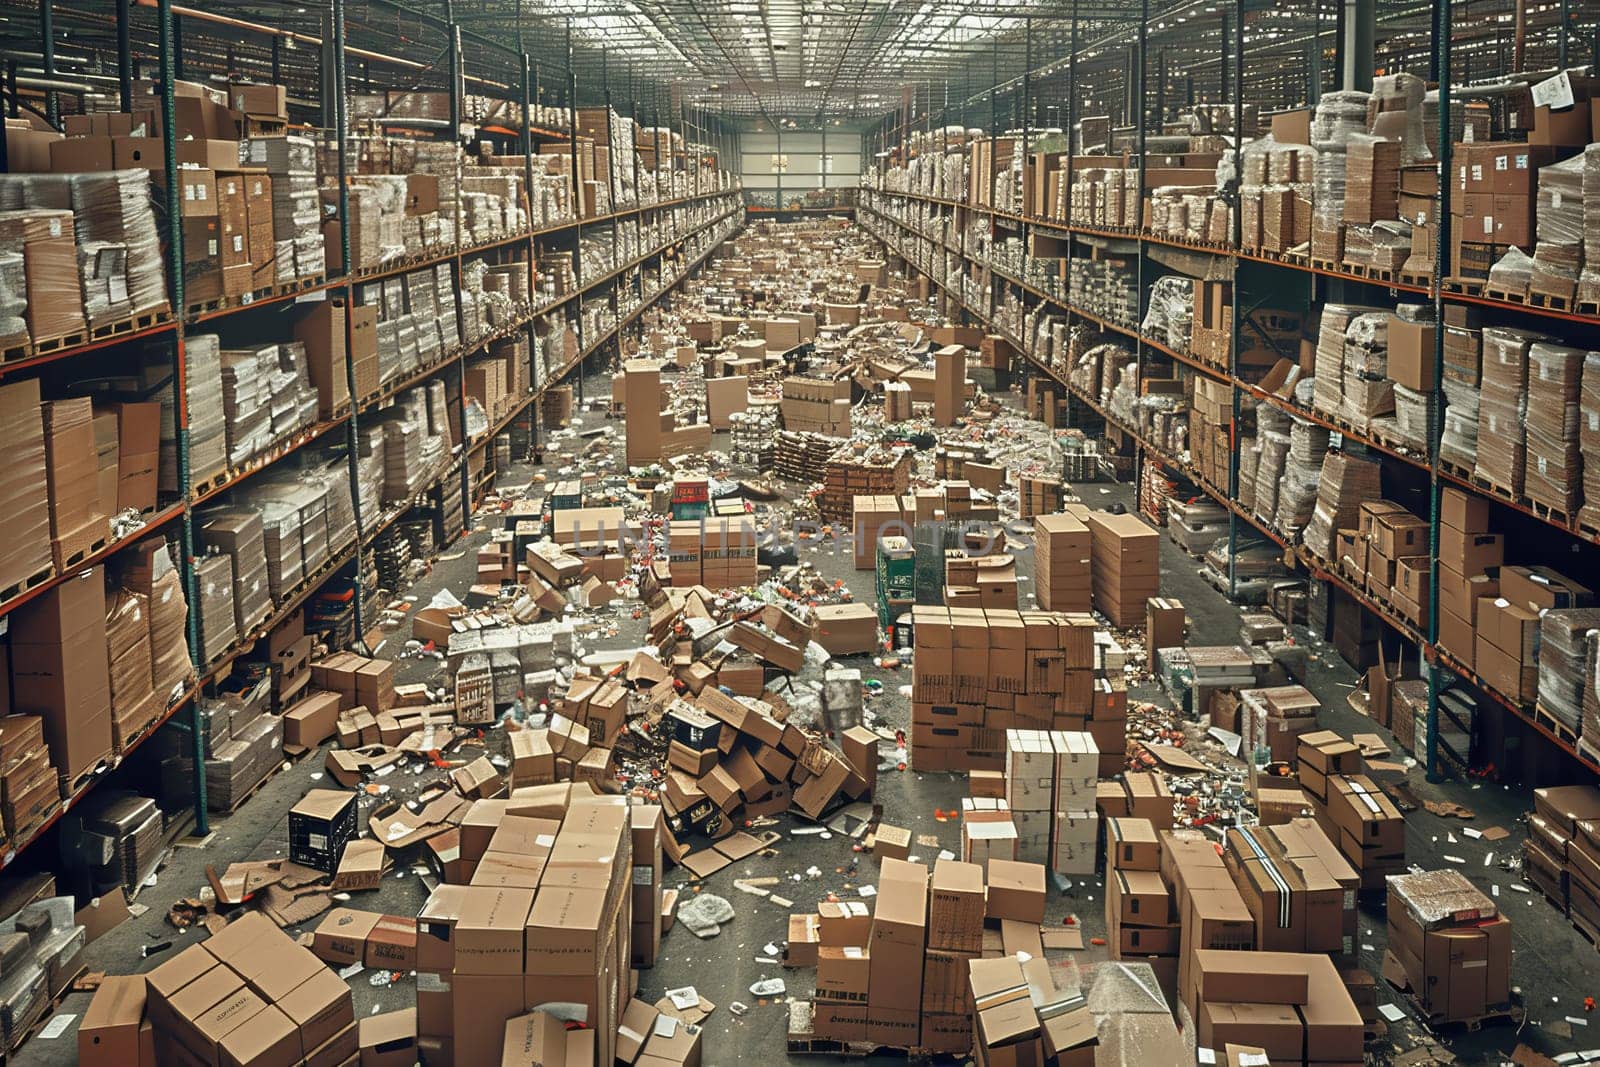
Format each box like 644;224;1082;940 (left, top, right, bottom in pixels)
857;0;1600;785
0;0;741;869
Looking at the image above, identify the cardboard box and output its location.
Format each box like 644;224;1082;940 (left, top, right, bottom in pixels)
1387;316;1437;391
288;789;357;874
985;858;1045;923
79;974;146;1066
452;885;536;975
312;908;381;966
358;1008;417;1066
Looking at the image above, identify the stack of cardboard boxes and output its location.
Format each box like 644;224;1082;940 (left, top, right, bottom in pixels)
1240;686;1322;764
136;912;356;1065
1449;142;1560;277
1085;511;1159;627
10;568;115;790
1003;729;1099;874
665;517;757;588
382;792;637;1064
779;376;851;436
1105;817;1178;969
910;607;1098;772
1433;487;1502;669
920;858;985;1054
851;494;909;570
0;380;54;597
1223;819;1358;956
0;716;55;847
1163;829;1256;1023
1306;771;1406;892
1191;949;1364;1066
622;360;712;466
968;951;1097;1065
1034;513;1092;612
1479;564;1594;709
818;447;913;521
1524;784;1600;945
942;553;1019;609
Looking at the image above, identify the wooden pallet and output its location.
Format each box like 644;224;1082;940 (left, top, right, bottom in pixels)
1578;300;1600;317
87;306;170;343
53;529;108;573
61;756;111;799
0;563;56;606
1527;287;1574;312
1528;497;1577;528
1484;284;1526;305
1443;276;1485;297
191;469;230;498
30;328;87;356
1398;270;1433;288
1534;703;1579;746
1344;261;1396;284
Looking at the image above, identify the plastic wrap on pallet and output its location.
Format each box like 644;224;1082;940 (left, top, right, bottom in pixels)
0;250;26;345
1473;326;1545;493
1582;144;1600;268
1310;90;1372;227
1368;73;1430;163
1342;312;1392;428
1536;156;1585;247
1537;609;1600;735
1140;275;1195;350
184;333;228;485
1439;378;1481;474
1523;341;1588;513
1581;352;1600;532
1387;384;1431;450
1486;246;1534;299
61;171;166;316
1304;450;1383;560
1237;432;1260;513
1276;416;1330;538
1253;426;1289;526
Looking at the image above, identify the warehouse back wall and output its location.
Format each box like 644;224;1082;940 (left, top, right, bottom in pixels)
740;131;862;207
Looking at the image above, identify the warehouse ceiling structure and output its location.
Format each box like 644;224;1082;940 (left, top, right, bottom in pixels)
0;0;1589;135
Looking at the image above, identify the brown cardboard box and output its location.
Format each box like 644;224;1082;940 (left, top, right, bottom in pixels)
279;968;355;1060
417;884;469;974
358;1008;417;1066
230;83;288;118
985;858;1045;923
11;568;114;781
312;909;381;966
817;945;871;999
1193;949;1310;1004
1387;316;1437;391
0;211;87;343
364;915;418;971
79;974;146;1066
453;886;536;975
1107;818;1161;871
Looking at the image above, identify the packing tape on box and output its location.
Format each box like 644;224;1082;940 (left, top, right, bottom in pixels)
1234;827;1293;930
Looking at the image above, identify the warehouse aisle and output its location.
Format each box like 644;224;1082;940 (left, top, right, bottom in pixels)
30;357;1595;1066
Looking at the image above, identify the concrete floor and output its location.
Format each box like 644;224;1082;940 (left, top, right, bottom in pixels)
19;365;1600;1067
